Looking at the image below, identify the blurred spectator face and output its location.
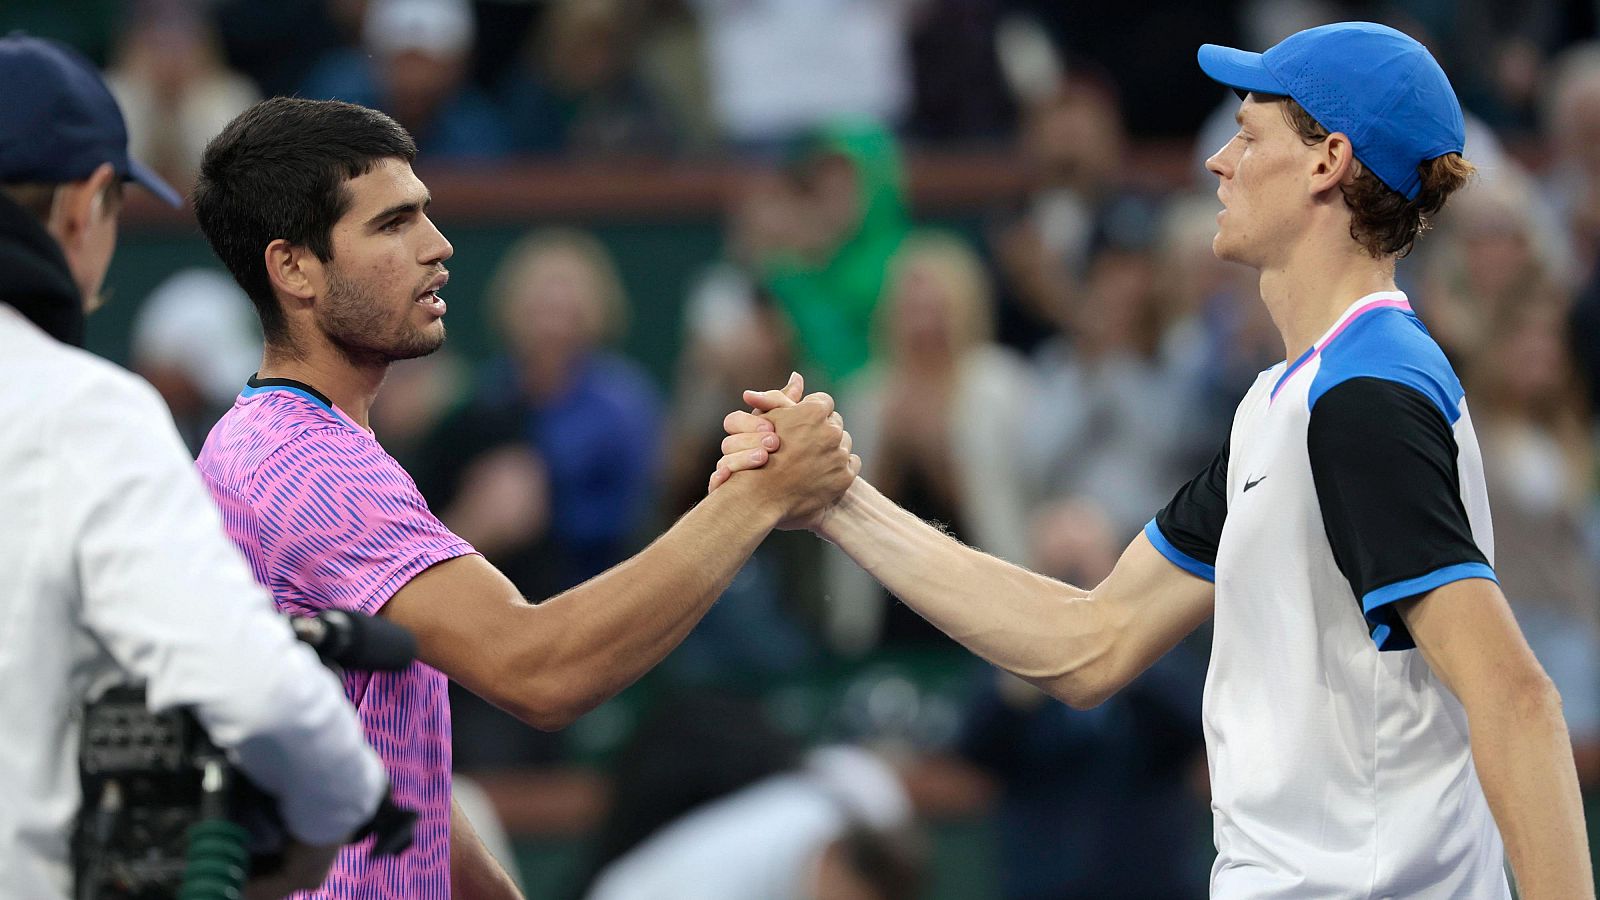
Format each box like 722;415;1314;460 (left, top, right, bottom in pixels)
888;261;957;359
381;49;467;125
881;235;993;365
1073;248;1162;357
369;353;466;446
1424;177;1550;364
543;0;628;94
493;231;625;385
801;154;864;254
1023;81;1125;193
1547;47;1600;258
1462;219;1534;304
118;11;214;100
1553;63;1600;179
1030;497;1118;585
510;248;603;359
1493;303;1573;407
365;0;474;127
685;279;793;384
729;172;822;264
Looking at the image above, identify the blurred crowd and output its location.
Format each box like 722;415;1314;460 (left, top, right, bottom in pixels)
25;0;1600;895
28;0;1600;183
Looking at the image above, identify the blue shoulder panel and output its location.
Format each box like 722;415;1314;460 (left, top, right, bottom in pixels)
1306;308;1465;424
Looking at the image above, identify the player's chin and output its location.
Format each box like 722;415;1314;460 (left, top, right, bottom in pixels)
389;322;447;361
1211;231;1245;265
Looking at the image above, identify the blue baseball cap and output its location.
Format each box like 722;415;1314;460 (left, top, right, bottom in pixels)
0;33;182;207
1197;22;1465;201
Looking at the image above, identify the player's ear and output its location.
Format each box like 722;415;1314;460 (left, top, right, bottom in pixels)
1310;132;1357;195
46;163;117;248
264;238;319;308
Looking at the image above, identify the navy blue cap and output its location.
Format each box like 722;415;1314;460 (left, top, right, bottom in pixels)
0;33;182;207
1197;22;1465;201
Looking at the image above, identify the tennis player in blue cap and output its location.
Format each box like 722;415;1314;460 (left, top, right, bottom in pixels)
715;21;1592;898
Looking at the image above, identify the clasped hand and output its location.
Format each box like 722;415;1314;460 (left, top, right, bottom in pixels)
707;373;859;530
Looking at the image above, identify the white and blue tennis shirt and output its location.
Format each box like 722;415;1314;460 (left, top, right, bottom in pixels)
1146;291;1509;898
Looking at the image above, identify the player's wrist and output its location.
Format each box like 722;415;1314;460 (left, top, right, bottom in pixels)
813;477;869;541
712;470;786;530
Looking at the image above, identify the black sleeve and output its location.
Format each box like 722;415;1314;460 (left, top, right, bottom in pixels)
1308;377;1495;651
1150;437;1229;580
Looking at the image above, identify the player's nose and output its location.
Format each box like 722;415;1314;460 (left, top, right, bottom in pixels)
1206;145;1232;180
420;214;453;265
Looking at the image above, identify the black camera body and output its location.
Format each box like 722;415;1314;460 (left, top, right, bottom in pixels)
71;610;419;900
72;687;265;898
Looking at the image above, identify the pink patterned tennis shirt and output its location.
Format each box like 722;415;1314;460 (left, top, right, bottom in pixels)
197;376;475;899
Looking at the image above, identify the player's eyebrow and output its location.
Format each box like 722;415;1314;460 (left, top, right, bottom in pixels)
365;194;432;228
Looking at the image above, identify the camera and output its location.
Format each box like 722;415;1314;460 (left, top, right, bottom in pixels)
71;610;418;900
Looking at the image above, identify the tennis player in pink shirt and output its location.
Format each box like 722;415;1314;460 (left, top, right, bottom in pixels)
191;97;856;898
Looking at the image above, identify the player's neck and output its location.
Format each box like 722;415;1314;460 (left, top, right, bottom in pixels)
258;345;386;430
1258;238;1397;362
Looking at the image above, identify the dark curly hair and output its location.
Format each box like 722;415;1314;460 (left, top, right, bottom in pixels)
1279;98;1475;258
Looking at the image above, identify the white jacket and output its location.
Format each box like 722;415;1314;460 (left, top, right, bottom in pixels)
0;305;385;897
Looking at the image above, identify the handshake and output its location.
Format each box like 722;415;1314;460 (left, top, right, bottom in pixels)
705;372;860;531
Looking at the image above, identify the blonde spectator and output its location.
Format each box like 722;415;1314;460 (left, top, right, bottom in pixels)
1467;293;1600;785
105;1;259;192
824;232;1030;654
414;228;662;599
1424;169;1564;364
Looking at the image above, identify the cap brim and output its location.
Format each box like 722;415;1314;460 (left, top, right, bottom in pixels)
1197;44;1287;97
126;158;183;208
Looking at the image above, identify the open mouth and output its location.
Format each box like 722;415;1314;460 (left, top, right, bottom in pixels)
417;272;449;316
416;290;446;316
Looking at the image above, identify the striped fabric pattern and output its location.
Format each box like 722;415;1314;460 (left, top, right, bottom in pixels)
198;387;474;899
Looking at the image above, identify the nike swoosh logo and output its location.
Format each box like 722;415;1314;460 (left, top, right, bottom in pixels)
1243;476;1267;492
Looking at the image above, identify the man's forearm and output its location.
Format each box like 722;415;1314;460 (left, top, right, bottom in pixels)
519;479;781;725
817;480;1123;704
1469;680;1593;898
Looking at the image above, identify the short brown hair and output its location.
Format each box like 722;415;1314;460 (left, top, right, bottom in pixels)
1279;99;1474;258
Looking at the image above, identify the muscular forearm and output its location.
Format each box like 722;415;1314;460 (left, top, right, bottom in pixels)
818;480;1130;707
1400;580;1595;898
1469;679;1593;899
512;480;781;726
